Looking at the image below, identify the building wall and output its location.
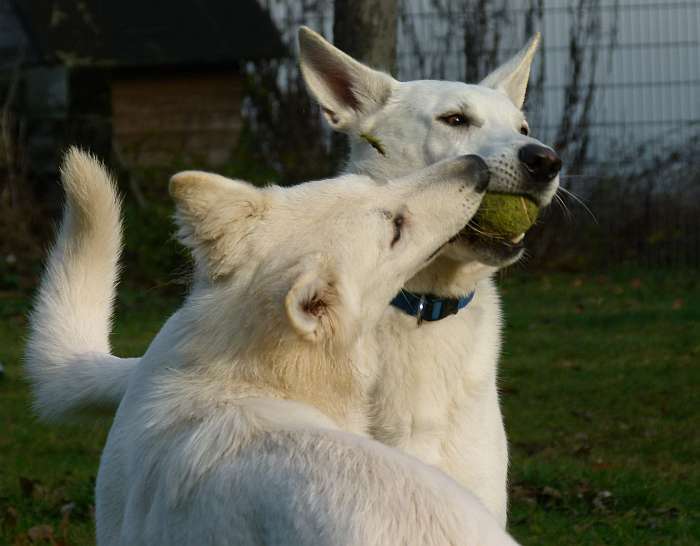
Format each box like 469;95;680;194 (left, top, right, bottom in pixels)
112;71;243;168
0;0;28;68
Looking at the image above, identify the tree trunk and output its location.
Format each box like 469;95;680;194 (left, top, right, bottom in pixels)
333;0;397;74
332;0;397;166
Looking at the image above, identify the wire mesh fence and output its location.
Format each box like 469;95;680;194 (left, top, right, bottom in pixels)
2;0;699;272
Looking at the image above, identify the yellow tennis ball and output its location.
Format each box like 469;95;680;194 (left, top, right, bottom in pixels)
471;193;539;239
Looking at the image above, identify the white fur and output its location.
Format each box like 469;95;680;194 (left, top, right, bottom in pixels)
296;28;558;527
48;151;519;545
24;149;136;420
25;28;560;527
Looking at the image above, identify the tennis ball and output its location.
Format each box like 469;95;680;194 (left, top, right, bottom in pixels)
471;193;539;239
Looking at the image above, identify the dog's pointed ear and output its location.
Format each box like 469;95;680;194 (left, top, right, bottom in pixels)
480;33;540;109
170;171;264;279
285;254;357;344
298;26;397;132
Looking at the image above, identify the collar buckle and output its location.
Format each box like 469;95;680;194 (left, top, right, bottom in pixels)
390;290;475;325
416;295;427;326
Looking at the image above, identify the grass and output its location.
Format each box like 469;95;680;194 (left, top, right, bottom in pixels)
1;269;698;545
500;269;700;545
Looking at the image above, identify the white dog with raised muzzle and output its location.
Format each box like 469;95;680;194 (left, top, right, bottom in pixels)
25;28;561;527
37;149;524;545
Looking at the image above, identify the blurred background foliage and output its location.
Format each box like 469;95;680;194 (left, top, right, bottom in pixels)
0;0;699;296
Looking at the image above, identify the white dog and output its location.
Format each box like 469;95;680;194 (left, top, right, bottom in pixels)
25;28;561;526
35;149;521;545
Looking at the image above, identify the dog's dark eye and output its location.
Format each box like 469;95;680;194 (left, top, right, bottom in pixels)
391;214;404;247
439;113;470;127
520;124;529;136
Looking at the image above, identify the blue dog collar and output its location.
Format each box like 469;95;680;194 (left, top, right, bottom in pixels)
390;290;475;324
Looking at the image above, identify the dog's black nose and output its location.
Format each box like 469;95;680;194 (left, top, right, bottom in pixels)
518;144;562;182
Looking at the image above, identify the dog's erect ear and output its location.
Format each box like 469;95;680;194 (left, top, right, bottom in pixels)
285;254;356;344
480;33;541;109
298;26;397;131
170;171;264;279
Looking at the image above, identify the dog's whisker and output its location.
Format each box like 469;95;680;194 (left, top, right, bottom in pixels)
553;192;573;222
466;223;501;239
559;174;594;180
558;186;598;223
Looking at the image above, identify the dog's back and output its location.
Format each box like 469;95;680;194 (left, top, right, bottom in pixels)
100;381;516;546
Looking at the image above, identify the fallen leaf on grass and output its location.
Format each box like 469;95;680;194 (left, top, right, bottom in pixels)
509;483;564;509
573;521;593;534
539;486;563;503
59;502;75;541
18;477;50;502
591;460;614;470
558;360;582;371
512;441;546;456
510;484;538;507
572;432;591;456
27;524;54;543
672;298;684;310
654;506;680;518
499;384;519;395
60;503;75;518
17;478;68;506
574;480;592;498
574;482;615;514
2;506;18;528
643;427;658;438
592;490;613;513
19;477;37;498
571;409;593;421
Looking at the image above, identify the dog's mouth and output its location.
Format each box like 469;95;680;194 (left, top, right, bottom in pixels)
460;230;526;265
452;192;536;266
440;223;526;268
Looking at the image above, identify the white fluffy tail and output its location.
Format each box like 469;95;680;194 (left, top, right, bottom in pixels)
25;148;137;421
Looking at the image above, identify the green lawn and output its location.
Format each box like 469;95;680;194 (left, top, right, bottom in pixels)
1;270;698;545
